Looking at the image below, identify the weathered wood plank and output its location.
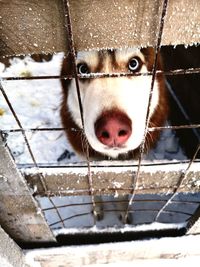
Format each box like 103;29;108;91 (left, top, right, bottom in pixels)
24;161;200;196
0;0;67;57
0;0;200;58
0;133;56;242
0;226;25;267
25;235;200;267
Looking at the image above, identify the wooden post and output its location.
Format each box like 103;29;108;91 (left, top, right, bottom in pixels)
0;226;25;267
0;0;200;57
0;133;56;243
24;163;200;196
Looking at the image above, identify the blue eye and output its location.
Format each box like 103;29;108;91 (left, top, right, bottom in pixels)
77;63;90;74
128;57;140;72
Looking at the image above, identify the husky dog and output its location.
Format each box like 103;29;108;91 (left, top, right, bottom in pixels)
61;48;168;159
61;48;168;223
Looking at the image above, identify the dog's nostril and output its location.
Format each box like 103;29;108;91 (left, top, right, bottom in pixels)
101;131;110;139
118;130;127;137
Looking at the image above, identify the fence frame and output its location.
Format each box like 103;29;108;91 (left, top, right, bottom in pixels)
0;0;200;266
0;133;55;243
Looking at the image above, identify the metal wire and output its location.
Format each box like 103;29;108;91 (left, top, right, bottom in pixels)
2;67;200;81
63;0;98;225
62;0;84;127
0;81;65;228
1;123;200;136
124;0;169;223
42;198;199;212
44;195;200;228
155;143;200;222
49;212;91;227
48;197;65;227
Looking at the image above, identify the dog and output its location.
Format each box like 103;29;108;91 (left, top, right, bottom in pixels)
61;48;168;160
61;48;168;223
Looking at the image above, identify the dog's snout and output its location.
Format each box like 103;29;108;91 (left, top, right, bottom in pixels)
95;110;132;148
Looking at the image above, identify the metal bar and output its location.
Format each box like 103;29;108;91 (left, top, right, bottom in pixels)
148;124;200;131
2;67;200;81
155;143;200;222
42;199;170;212
124;0;169;223
63;0;97;225
0;81;65;228
48;197;65;227
1;123;200;135
42;198;200;212
50;208;195;225
49;208;194;227
49;212;91;227
17;159;200;169
62;0;84;127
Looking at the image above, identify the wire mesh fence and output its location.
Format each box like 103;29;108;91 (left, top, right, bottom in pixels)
0;0;200;243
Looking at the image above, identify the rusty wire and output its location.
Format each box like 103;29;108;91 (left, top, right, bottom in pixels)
123;0;169;224
84;67;200;77
0;81;65;228
124;0;200;225
44;195;200;227
155;143;200;222
2;66;200;81
63;0;98;225
1;123;200;136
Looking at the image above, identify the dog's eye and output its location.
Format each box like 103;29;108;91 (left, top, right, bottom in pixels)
77;63;90;75
128;57;140;72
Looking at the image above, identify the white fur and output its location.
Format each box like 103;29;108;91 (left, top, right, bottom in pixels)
67;49;159;158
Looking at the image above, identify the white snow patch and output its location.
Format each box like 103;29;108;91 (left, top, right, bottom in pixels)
53;221;186;236
22;160;200;176
0;53;79;164
25;235;200;267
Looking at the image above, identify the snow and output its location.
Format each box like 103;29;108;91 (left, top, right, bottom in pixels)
0;53;79;164
22;160;200;177
76;259;200;267
53;221;186;236
24;234;200;267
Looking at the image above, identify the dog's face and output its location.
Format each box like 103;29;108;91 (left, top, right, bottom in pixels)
64;48;165;159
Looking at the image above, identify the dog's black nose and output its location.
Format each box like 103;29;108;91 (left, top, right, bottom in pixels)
95;110;132;147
